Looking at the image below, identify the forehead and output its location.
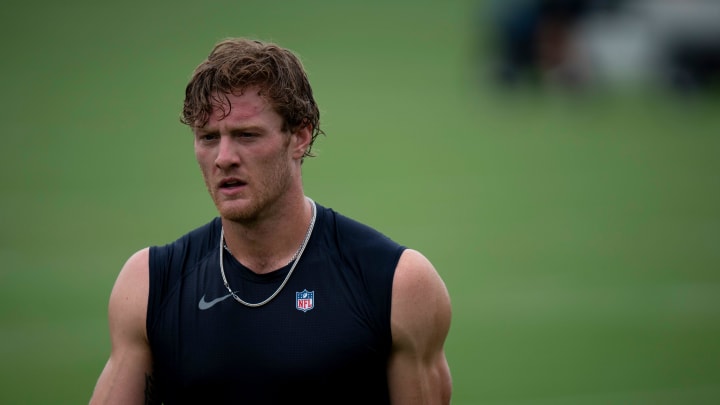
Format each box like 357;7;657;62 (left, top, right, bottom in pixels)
197;88;282;130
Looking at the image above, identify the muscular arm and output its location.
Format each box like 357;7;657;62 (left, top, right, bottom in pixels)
388;249;452;405
90;248;158;405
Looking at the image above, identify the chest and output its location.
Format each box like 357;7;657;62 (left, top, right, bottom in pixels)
148;252;392;400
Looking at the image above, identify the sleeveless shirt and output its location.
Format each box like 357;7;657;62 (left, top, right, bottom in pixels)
147;203;405;404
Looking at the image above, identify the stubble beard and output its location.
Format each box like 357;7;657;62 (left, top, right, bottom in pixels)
206;158;295;225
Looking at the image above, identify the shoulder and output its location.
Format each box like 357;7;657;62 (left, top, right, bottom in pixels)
391;249;451;347
317;204;405;288
151;218;221;258
149;218;221;283
109;248;151;342
146;218;220;325
113;248;150;301
318;204;404;255
112;219;220;337
392;250;450;311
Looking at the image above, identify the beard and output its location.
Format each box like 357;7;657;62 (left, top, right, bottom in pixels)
204;155;295;224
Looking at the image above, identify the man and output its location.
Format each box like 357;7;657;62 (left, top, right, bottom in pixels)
90;38;452;404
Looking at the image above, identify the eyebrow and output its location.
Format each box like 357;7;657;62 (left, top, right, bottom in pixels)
230;125;266;134
193;124;267;135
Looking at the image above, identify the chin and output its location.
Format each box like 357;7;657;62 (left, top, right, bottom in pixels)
216;200;259;222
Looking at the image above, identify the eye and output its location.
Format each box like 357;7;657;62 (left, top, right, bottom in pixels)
197;133;219;142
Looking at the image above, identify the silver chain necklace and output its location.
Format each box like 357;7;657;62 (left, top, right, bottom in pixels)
219;198;316;308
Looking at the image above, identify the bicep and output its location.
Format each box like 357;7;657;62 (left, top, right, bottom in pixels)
388;249;452;405
90;248;155;405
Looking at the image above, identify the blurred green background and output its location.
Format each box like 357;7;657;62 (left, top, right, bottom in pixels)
1;0;719;403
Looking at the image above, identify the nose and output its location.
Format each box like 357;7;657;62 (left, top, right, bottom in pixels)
215;135;240;170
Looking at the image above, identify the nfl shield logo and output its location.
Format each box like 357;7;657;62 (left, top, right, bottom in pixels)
296;289;314;312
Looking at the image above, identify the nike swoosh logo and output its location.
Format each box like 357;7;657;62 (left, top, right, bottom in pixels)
198;293;235;310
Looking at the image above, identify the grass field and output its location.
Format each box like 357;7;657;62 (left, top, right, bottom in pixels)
1;0;719;403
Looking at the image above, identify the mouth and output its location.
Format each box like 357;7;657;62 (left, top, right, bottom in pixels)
218;178;247;191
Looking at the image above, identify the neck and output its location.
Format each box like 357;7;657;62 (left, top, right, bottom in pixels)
221;195;313;274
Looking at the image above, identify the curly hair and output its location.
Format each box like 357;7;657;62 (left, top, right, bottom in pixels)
181;38;322;159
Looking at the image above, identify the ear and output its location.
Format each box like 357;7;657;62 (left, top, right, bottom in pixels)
290;123;312;160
